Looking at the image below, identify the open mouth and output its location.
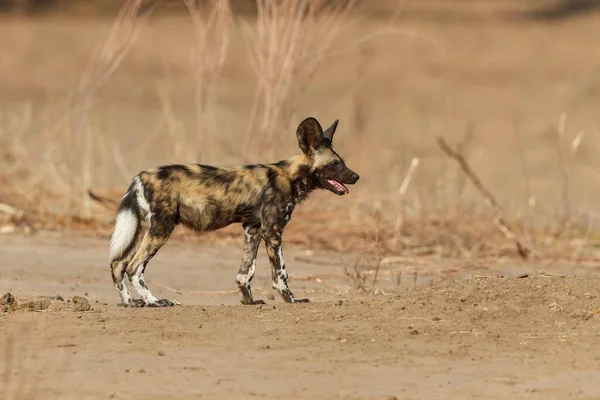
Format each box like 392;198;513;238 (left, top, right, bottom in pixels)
327;179;349;194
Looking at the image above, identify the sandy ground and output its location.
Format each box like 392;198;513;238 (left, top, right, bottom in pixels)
2;234;600;400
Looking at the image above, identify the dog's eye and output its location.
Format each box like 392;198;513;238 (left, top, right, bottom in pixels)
332;160;340;166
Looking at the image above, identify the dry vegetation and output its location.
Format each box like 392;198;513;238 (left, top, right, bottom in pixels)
2;0;600;264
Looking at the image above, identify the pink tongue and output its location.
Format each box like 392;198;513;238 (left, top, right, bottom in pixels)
327;179;349;194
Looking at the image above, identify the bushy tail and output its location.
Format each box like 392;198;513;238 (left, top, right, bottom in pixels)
109;178;142;262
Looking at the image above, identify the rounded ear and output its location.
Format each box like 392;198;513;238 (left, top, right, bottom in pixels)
323;119;339;143
296;117;324;155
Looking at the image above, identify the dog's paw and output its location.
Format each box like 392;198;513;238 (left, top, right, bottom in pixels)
147;299;175;307
121;298;146;308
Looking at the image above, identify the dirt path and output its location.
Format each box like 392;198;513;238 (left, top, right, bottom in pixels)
2;234;600;399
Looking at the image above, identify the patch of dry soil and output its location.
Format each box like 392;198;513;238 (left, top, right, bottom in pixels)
2;235;600;399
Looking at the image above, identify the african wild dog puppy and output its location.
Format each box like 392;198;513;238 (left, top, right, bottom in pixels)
108;117;359;307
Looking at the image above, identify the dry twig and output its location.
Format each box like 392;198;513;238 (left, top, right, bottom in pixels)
87;189;120;210
371;209;383;285
436;136;535;259
0;203;24;218
552;113;585;236
394;157;420;235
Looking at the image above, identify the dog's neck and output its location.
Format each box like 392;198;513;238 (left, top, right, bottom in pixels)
273;154;319;204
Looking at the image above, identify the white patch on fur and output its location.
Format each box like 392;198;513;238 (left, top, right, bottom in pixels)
272;277;288;292
276;246;285;269
109;208;138;262
131;264;158;304
243;225;252;241
236;259;256;287
271;246;289;292
116;278;132;304
134;176;152;224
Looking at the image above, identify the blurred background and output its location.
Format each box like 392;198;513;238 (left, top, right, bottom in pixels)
1;0;600;258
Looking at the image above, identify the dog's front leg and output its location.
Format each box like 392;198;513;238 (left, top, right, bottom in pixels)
236;223;264;305
263;230;309;304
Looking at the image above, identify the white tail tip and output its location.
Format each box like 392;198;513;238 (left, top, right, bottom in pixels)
109;208;138;262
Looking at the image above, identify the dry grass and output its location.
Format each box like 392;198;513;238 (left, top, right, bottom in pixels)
240;0;355;159
2;0;600;261
183;0;232;161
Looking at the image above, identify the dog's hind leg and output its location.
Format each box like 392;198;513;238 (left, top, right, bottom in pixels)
236;223;264;305
126;210;176;307
126;233;173;307
111;236;145;307
110;256;135;307
109;179;146;306
112;222;149;307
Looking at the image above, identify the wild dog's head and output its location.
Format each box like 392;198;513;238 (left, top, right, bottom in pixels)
296;117;359;196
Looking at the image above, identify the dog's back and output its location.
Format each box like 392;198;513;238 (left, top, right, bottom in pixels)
136;160;304;232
